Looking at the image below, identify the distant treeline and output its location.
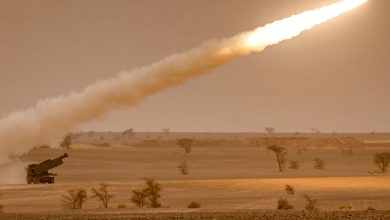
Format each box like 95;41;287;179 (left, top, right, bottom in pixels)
69;131;390;148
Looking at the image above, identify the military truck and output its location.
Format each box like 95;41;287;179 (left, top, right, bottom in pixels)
26;153;68;184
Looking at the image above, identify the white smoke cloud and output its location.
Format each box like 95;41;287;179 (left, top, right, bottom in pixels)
0;161;27;184
0;0;366;164
0;39;246;164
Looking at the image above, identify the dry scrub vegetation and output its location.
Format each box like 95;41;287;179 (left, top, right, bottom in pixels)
131;178;163;208
61;188;88;210
176;138;194;154
277;198;294;210
374;152;390;173
61;183;115;210
90;183;115;209
266;145;287;172
2;210;390;220
178;161;189;175
289;160;300;170
314;158;326;170
187;201;201;209
3;132;390;216
304;194;319;212
285;184;295;195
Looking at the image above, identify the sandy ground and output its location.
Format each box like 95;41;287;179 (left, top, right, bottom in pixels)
1;210;390;220
0;141;389;214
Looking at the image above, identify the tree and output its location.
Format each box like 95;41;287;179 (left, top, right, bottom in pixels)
314;158;326;170
143;178;163;208
265;127;275;136
131;190;148;208
90;183;114;209
131;178;163;208
267;145;287;172
178;161;189;175
304;194;319;212
122;128;134;136
176;138;194;154
373;152;390;173
60;134;72;149
61;188;87;209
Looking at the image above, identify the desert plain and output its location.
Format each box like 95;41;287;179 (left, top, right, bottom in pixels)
0;131;389;219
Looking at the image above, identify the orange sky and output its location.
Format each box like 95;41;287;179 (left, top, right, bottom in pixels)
0;0;389;133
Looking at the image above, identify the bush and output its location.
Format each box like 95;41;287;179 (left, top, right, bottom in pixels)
117;204;127;209
61;188;87;209
314;158;326;170
178;161;189;175
289;161;300;170
187;201;201;208
285;185;295;195
304;194;319;212
339;205;353;210
277;198;294;210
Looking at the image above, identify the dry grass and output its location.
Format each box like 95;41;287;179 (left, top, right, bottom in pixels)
1;210;390;220
2;137;389;213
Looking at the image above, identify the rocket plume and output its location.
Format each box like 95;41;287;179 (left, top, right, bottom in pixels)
0;0;367;163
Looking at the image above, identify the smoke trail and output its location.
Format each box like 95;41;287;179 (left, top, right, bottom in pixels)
0;161;27;184
0;0;367;164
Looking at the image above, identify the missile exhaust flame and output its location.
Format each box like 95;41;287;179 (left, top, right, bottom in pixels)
0;0;367;164
243;0;368;50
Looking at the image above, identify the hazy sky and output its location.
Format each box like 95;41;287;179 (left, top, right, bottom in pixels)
0;0;389;133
